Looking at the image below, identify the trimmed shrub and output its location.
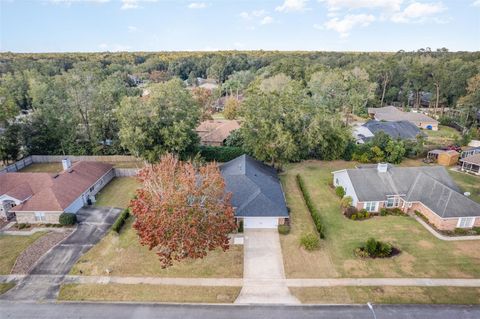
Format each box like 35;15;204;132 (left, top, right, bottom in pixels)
340;196;352;209
473;227;480;235
300;233;320;251
16;223;30;230
197;146;245;162
335;186;345;198
238;220;244;233
454;228;469;235
356;238;395;258
278;224;290;235
414;210;429;223
59;213;77;226
112;209;130;233
296;174;325;239
344;206;358;218
380;208;388;216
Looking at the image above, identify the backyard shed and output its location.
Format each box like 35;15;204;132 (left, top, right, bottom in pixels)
426;150;459;166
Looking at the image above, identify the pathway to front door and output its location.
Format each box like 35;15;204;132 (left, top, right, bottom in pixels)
235;229;300;304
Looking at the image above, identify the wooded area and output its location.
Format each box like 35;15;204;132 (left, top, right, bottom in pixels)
0;50;479;166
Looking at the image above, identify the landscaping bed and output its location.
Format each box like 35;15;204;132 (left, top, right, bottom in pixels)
0;283;15;295
11;230;73;274
59;283;241;303
0;232;46;274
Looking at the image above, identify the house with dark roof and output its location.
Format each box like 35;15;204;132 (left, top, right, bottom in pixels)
332;163;480;231
368;106;439;131
353;120;424;144
0;159;114;223
220;154;289;229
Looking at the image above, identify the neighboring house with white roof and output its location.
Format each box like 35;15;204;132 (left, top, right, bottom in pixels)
0;159;114;223
332;163;480;231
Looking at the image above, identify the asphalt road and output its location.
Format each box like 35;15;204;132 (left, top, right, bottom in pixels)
1;302;479;319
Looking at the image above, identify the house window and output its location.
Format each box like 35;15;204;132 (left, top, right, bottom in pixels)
34;212;46;222
89;186;95;192
457;217;475;228
386;197;401;208
364;202;377;212
335;178;339;185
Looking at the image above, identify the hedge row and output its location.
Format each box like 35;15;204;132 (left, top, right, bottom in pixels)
296;174;325;239
112;208;130;233
197;146;245;162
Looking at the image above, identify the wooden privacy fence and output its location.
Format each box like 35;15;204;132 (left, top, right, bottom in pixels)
0;157;33;174
31;155;138;163
1;155;142;175
114;168;140;177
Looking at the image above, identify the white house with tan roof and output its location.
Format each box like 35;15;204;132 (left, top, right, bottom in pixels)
0;159;114;223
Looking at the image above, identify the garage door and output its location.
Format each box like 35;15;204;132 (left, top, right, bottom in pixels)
244;217;278;229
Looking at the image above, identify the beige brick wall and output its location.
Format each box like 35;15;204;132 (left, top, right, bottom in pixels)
15;211;62;224
410;202;459;230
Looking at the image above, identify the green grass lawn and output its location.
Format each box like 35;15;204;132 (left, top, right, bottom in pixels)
20;163;63;173
94;177;140;208
449;170;480;203
59;283;240;303
280;160;480;279
290;286;480;304
425;125;461;146
0;233;46;275
70;218;243;278
0;283;15;295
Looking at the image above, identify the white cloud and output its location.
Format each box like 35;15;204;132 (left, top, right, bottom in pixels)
472;0;480;6
240;10;267;20
121;0;157;10
319;0;403;12
324;13;375;37
49;0;110;4
187;2;207;9
128;25;138;32
275;0;309;12
260;16;274;25
391;2;446;23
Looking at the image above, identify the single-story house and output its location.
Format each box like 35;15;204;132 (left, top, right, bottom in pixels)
353;120;424;144
460;153;480;175
461;147;480;159
368;106;439;131
196;119;241;146
0;159;114;223
220;154;289;229
332;163;480;231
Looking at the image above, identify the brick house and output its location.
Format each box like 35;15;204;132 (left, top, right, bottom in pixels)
332;163;480;231
0;160;114;223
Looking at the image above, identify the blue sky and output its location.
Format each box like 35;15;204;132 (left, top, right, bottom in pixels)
1;0;479;52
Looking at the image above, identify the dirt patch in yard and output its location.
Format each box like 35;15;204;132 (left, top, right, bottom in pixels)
11;230;73;274
418;240;434;249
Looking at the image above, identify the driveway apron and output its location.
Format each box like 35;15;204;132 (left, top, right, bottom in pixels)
1;207;121;302
235;229;300;304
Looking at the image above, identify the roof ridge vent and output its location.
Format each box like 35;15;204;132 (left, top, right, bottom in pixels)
377;163;388;173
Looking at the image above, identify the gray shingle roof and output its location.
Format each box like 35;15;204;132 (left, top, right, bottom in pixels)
346;165;480;218
363;120;424;141
220;155;288;218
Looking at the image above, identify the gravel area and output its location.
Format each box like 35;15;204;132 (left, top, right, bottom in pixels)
11;230;73;274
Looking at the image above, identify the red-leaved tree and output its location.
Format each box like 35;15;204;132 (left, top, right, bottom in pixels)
130;153;236;267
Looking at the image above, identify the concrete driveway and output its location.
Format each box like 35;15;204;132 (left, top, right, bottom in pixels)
235;229;299;304
1;206;121;301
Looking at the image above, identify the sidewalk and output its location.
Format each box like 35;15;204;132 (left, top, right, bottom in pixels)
414;216;480;241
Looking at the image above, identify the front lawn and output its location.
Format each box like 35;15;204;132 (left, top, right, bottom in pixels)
70;218;243;278
0;233;46;274
0;283;15;295
94;177;140;208
59;284;240;303
290;286;480;304
280;160;480;279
